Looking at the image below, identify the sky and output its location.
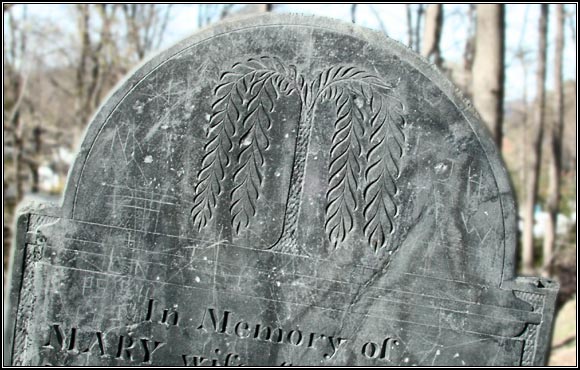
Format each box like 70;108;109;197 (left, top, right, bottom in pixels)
15;4;579;102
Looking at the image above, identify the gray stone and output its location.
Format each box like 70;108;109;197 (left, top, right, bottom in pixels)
4;14;558;366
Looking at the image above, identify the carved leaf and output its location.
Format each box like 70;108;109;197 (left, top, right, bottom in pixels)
191;69;244;230
193;56;299;233
314;66;394;107
230;76;276;234
325;88;365;248
319;66;405;251
363;92;405;252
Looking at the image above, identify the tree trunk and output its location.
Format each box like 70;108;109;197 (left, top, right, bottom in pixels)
462;4;476;98
350;4;357;24
543;4;565;276
518;56;529;207
406;5;413;48
523;4;549;275
421;4;444;67
75;4;91;146
29;125;43;193
472;4;505;148
415;5;424;53
6;7;28;203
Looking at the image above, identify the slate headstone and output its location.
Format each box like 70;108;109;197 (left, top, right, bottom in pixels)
4;14;558;366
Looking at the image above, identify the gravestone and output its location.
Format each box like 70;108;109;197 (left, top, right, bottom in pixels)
4;14;558;366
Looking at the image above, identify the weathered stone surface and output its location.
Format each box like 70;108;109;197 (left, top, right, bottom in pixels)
5;14;558;366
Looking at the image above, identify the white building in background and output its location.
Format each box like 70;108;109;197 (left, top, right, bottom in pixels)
39;147;76;194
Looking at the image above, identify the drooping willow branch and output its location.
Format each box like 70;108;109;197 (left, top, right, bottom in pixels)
192;57;297;232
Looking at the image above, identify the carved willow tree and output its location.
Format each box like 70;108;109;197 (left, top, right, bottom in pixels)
192;57;406;253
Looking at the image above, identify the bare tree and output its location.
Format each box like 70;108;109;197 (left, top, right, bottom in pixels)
369;5;388;36
567;6;577;44
566;6;577;132
472;4;505;148
199;4;248;25
422;4;444;67
514;6;531;203
523;5;549;275
3;5;45;272
462;4;476;98
543;4;565;276
197;4;213;28
406;5;414;47
74;4;120;140
122;5;172;61
415;4;424;53
515;48;531;204
4;5;29;203
73;4;173;138
3;4;178;273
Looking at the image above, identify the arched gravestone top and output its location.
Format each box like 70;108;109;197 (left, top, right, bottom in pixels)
5;14;558;366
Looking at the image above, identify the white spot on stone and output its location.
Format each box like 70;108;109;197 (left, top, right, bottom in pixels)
156;276;160;281
436;349;441;356
161;124;169;130
241;137;252;146
276;281;281;287
275;172;281;177
133;100;144;114
404;358;409;363
205;114;211;121
144;155;153;163
434;162;448;175
454;353;459;358
195;276;201;283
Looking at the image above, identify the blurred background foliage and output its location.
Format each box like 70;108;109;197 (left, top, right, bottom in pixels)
3;4;577;365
